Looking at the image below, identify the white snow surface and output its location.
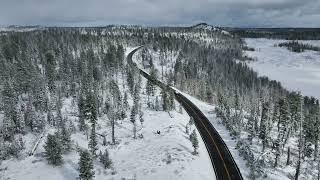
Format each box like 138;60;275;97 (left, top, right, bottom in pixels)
244;38;320;99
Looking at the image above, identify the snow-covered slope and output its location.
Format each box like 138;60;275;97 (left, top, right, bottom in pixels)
245;38;320;99
0;106;213;180
0;48;214;180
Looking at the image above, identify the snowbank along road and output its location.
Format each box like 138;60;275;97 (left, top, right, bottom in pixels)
127;46;244;180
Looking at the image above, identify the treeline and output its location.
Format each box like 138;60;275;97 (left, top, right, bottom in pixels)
227;28;320;40
278;41;320;53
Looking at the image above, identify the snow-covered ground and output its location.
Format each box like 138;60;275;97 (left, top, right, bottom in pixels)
0;48;214;180
0;106;213;180
245;38;320;99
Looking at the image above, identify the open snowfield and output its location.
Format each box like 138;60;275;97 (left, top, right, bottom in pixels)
245;38;320;99
0;106;213;180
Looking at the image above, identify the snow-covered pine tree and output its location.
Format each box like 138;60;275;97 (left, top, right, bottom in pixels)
139;104;144;126
45;51;56;93
2;80;18;141
161;89;168;111
190;130;199;155
89;124;98;156
59;123;72;152
247;107;256;144
278;98;290;148
44;134;63;166
78;150;95;180
78;94;86;131
107;109;116;144
84;91;98;155
295;93;304;179
130;106;137;139
259;101;269;152
168;89;175;111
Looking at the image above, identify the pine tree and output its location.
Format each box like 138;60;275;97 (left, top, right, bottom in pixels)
139;105;144;126
33;111;45;133
99;149;112;169
83;91;98;155
85;91;97;125
2;80;18;141
295;94;304;180
45;51;56;93
278;98;290;147
168;89;175;111
130;106;137;139
247;107;256;144
146;67;156;106
44;134;63;166
190;130;199;155
107;109;116;144
59;124;72;152
78;150;95;180
259;101;269;152
161;89;168;111
47;109;54;126
78;95;86;131
89;124;98;156
25;102;40;132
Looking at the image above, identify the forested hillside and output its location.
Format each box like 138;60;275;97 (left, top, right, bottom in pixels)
0;26;320;179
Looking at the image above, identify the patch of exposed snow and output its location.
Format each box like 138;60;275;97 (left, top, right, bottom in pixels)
245;38;320;99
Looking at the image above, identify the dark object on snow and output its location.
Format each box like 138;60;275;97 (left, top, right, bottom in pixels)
157;130;161;135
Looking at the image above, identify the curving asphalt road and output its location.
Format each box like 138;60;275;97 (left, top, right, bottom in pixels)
127;46;243;180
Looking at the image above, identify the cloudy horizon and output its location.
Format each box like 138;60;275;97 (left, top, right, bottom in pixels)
1;0;320;27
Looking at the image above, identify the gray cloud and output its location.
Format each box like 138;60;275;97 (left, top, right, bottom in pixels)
0;0;319;27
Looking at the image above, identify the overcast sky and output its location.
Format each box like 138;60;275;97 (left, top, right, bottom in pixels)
0;0;319;27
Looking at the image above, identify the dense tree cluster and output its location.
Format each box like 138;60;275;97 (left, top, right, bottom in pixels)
228;28;320;40
278;41;320;53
